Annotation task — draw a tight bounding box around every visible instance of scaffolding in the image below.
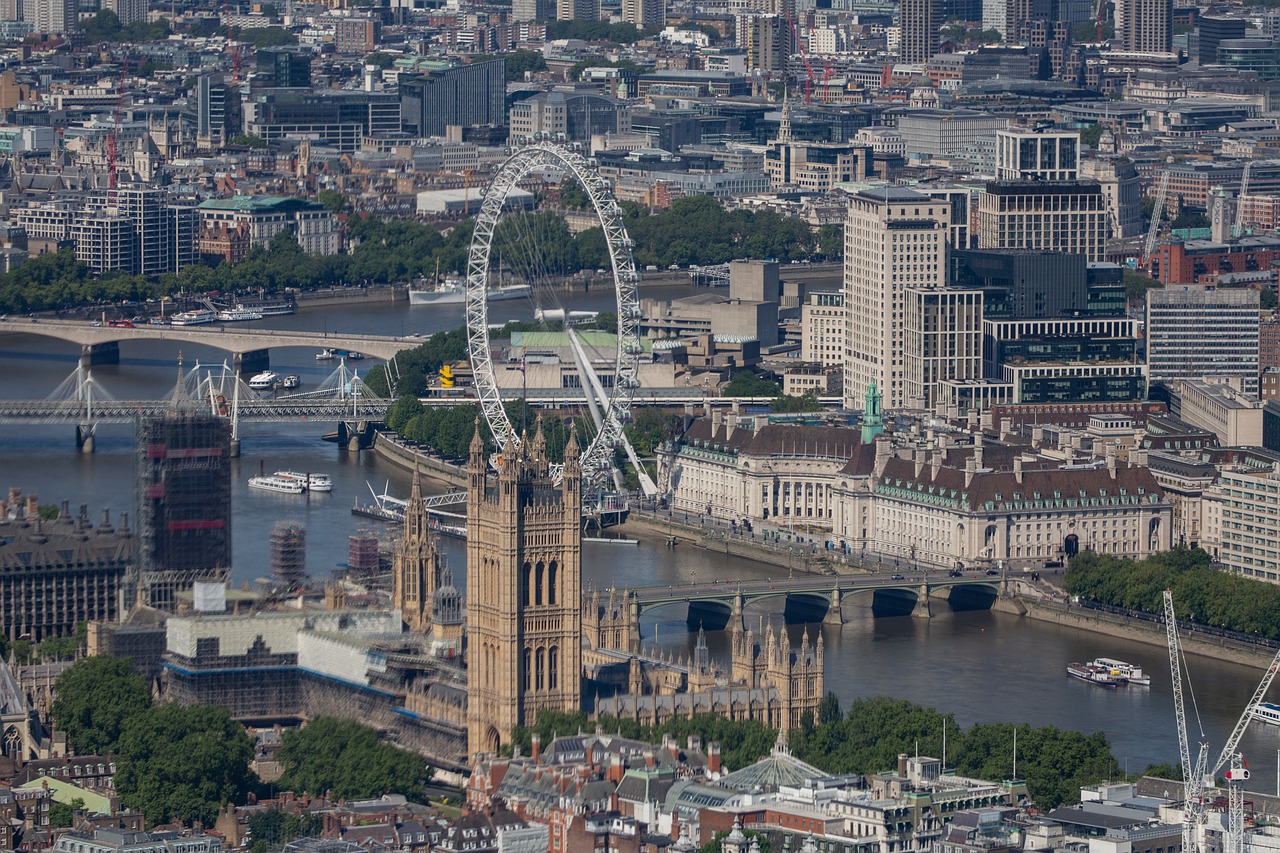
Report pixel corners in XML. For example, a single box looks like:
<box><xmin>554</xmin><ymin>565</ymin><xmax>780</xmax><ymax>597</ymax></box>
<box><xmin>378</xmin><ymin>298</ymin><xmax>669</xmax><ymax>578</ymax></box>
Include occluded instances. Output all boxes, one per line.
<box><xmin>347</xmin><ymin>533</ymin><xmax>380</xmax><ymax>575</ymax></box>
<box><xmin>270</xmin><ymin>522</ymin><xmax>306</xmax><ymax>588</ymax></box>
<box><xmin>135</xmin><ymin>412</ymin><xmax>232</xmax><ymax>610</ymax></box>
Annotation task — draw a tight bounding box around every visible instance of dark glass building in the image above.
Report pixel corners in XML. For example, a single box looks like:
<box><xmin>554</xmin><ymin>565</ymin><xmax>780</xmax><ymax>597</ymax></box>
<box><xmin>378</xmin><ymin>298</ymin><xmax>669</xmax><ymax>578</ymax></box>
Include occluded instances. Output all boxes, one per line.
<box><xmin>399</xmin><ymin>59</ymin><xmax>506</xmax><ymax>138</ymax></box>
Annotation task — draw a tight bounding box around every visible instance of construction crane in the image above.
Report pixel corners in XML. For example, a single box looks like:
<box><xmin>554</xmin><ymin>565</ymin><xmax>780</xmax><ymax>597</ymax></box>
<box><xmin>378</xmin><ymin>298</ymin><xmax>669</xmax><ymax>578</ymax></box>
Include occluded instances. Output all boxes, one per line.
<box><xmin>106</xmin><ymin>54</ymin><xmax>126</xmax><ymax>208</ymax></box>
<box><xmin>1093</xmin><ymin>0</ymin><xmax>1107</xmax><ymax>41</ymax></box>
<box><xmin>1143</xmin><ymin>167</ymin><xmax>1171</xmax><ymax>266</ymax></box>
<box><xmin>786</xmin><ymin>13</ymin><xmax>816</xmax><ymax>104</ymax></box>
<box><xmin>223</xmin><ymin>0</ymin><xmax>241</xmax><ymax>83</ymax></box>
<box><xmin>1165</xmin><ymin>589</ymin><xmax>1280</xmax><ymax>853</ymax></box>
<box><xmin>822</xmin><ymin>61</ymin><xmax>835</xmax><ymax>103</ymax></box>
<box><xmin>1232</xmin><ymin>160</ymin><xmax>1253</xmax><ymax>239</ymax></box>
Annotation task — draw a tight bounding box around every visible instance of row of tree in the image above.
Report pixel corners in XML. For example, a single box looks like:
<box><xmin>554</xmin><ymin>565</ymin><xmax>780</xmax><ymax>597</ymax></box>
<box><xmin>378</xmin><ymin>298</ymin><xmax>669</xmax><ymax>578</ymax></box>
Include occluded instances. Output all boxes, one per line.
<box><xmin>1065</xmin><ymin>546</ymin><xmax>1280</xmax><ymax>638</ymax></box>
<box><xmin>0</xmin><ymin>192</ymin><xmax>838</xmax><ymax>313</ymax></box>
<box><xmin>49</xmin><ymin>657</ymin><xmax>430</xmax><ymax>828</ymax></box>
<box><xmin>513</xmin><ymin>694</ymin><xmax>1126</xmax><ymax>810</ymax></box>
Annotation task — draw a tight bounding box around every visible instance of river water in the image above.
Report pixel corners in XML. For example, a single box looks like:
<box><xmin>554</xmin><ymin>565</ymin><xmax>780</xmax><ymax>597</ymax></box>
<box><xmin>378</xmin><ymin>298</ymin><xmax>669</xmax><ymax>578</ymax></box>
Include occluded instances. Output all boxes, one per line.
<box><xmin>1</xmin><ymin>290</ymin><xmax>1277</xmax><ymax>789</ymax></box>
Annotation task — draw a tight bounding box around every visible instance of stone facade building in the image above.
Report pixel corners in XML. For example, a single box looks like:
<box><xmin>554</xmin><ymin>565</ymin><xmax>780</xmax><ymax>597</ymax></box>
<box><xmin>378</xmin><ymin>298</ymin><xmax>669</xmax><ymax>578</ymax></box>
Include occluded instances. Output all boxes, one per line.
<box><xmin>466</xmin><ymin>420</ymin><xmax>584</xmax><ymax>756</ymax></box>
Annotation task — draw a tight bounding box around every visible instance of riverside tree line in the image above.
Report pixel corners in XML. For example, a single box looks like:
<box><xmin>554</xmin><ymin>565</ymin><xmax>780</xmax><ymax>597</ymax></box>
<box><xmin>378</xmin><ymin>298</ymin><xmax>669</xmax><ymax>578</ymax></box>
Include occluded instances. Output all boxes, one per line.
<box><xmin>0</xmin><ymin>194</ymin><xmax>842</xmax><ymax>314</ymax></box>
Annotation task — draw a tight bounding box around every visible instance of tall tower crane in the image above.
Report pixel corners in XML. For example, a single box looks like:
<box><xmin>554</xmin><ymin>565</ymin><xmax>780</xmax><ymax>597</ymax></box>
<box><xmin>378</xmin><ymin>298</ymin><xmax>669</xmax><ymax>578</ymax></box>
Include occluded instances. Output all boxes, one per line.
<box><xmin>1144</xmin><ymin>167</ymin><xmax>1171</xmax><ymax>266</ymax></box>
<box><xmin>786</xmin><ymin>13</ymin><xmax>815</xmax><ymax>104</ymax></box>
<box><xmin>106</xmin><ymin>54</ymin><xmax>127</xmax><ymax>208</ymax></box>
<box><xmin>1165</xmin><ymin>589</ymin><xmax>1280</xmax><ymax>853</ymax></box>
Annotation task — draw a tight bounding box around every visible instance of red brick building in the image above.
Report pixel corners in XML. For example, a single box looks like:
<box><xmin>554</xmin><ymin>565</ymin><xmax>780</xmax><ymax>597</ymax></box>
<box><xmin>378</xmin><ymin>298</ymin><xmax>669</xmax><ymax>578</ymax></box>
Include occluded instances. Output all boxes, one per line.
<box><xmin>1154</xmin><ymin>236</ymin><xmax>1280</xmax><ymax>285</ymax></box>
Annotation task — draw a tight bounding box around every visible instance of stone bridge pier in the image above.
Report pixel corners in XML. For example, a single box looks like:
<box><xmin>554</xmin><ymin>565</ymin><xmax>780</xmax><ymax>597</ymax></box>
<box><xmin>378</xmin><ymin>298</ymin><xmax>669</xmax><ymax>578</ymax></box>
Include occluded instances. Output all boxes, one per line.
<box><xmin>75</xmin><ymin>422</ymin><xmax>96</xmax><ymax>454</ymax></box>
<box><xmin>233</xmin><ymin>349</ymin><xmax>271</xmax><ymax>375</ymax></box>
<box><xmin>80</xmin><ymin>342</ymin><xmax>119</xmax><ymax>368</ymax></box>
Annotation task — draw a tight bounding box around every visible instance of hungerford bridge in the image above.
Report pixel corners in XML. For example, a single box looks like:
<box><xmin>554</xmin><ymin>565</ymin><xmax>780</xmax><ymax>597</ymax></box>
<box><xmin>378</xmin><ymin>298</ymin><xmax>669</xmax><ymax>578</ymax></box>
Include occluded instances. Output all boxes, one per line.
<box><xmin>0</xmin><ymin>360</ymin><xmax>390</xmax><ymax>454</ymax></box>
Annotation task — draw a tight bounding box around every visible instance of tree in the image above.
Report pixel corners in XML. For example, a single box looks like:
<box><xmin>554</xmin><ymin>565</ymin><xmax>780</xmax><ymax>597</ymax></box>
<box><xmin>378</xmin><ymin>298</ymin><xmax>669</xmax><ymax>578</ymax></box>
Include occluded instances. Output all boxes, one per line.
<box><xmin>248</xmin><ymin>810</ymin><xmax>324</xmax><ymax>849</ymax></box>
<box><xmin>1123</xmin><ymin>270</ymin><xmax>1162</xmax><ymax>304</ymax></box>
<box><xmin>473</xmin><ymin>49</ymin><xmax>547</xmax><ymax>82</ymax></box>
<box><xmin>36</xmin><ymin>621</ymin><xmax>88</xmax><ymax>662</ymax></box>
<box><xmin>364</xmin><ymin>51</ymin><xmax>395</xmax><ymax>69</ymax></box>
<box><xmin>1172</xmin><ymin>211</ymin><xmax>1210</xmax><ymax>230</ymax></box>
<box><xmin>315</xmin><ymin>190</ymin><xmax>349</xmax><ymax>214</ymax></box>
<box><xmin>276</xmin><ymin>717</ymin><xmax>432</xmax><ymax>801</ymax></box>
<box><xmin>1079</xmin><ymin>124</ymin><xmax>1104</xmax><ymax>148</ymax></box>
<box><xmin>770</xmin><ymin>389</ymin><xmax>822</xmax><ymax>413</ymax></box>
<box><xmin>816</xmin><ymin>224</ymin><xmax>844</xmax><ymax>259</ymax></box>
<box><xmin>724</xmin><ymin>371</ymin><xmax>780</xmax><ymax>397</ymax></box>
<box><xmin>230</xmin><ymin>133</ymin><xmax>267</xmax><ymax>149</ymax></box>
<box><xmin>234</xmin><ymin>26</ymin><xmax>297</xmax><ymax>47</ymax></box>
<box><xmin>115</xmin><ymin>704</ymin><xmax>256</xmax><ymax>827</ymax></box>
<box><xmin>51</xmin><ymin>656</ymin><xmax>152</xmax><ymax>756</ymax></box>
<box><xmin>48</xmin><ymin>797</ymin><xmax>84</xmax><ymax>828</ymax></box>
<box><xmin>818</xmin><ymin>691</ymin><xmax>841</xmax><ymax>724</ymax></box>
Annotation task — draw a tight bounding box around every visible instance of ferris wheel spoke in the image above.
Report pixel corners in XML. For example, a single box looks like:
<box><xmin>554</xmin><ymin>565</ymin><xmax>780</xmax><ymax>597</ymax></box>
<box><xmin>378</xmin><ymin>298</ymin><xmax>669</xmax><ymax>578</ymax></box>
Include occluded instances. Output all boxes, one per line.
<box><xmin>465</xmin><ymin>143</ymin><xmax>641</xmax><ymax>489</ymax></box>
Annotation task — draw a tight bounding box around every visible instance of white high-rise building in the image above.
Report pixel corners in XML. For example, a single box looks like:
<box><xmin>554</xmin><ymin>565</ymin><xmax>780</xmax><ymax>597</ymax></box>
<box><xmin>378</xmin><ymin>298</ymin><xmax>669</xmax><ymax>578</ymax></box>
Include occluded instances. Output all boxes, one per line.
<box><xmin>29</xmin><ymin>0</ymin><xmax>75</xmax><ymax>34</ymax></box>
<box><xmin>845</xmin><ymin>187</ymin><xmax>955</xmax><ymax>412</ymax></box>
<box><xmin>622</xmin><ymin>0</ymin><xmax>664</xmax><ymax>28</ymax></box>
<box><xmin>995</xmin><ymin>127</ymin><xmax>1080</xmax><ymax>182</ymax></box>
<box><xmin>104</xmin><ymin>0</ymin><xmax>144</xmax><ymax>25</ymax></box>
<box><xmin>1146</xmin><ymin>285</ymin><xmax>1259</xmax><ymax>397</ymax></box>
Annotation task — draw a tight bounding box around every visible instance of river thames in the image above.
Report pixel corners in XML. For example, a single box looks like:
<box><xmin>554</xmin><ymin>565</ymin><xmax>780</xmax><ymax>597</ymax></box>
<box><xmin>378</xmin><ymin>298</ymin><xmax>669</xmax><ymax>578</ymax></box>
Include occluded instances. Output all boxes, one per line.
<box><xmin>1</xmin><ymin>290</ymin><xmax>1278</xmax><ymax>789</ymax></box>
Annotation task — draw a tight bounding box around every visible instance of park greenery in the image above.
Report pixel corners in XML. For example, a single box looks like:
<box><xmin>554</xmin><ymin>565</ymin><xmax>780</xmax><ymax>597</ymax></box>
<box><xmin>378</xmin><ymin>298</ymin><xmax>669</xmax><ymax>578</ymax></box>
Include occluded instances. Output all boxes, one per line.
<box><xmin>48</xmin><ymin>797</ymin><xmax>85</xmax><ymax>829</ymax></box>
<box><xmin>51</xmin><ymin>656</ymin><xmax>152</xmax><ymax>756</ymax></box>
<box><xmin>473</xmin><ymin>49</ymin><xmax>547</xmax><ymax>82</ymax></box>
<box><xmin>513</xmin><ymin>695</ymin><xmax>1126</xmax><ymax>809</ymax></box>
<box><xmin>275</xmin><ymin>717</ymin><xmax>432</xmax><ymax>801</ymax></box>
<box><xmin>0</xmin><ymin>193</ymin><xmax>831</xmax><ymax>314</ymax></box>
<box><xmin>1066</xmin><ymin>546</ymin><xmax>1280</xmax><ymax>639</ymax></box>
<box><xmin>115</xmin><ymin>703</ymin><xmax>258</xmax><ymax>826</ymax></box>
<box><xmin>49</xmin><ymin>657</ymin><xmax>431</xmax><ymax>827</ymax></box>
<box><xmin>80</xmin><ymin>9</ymin><xmax>171</xmax><ymax>42</ymax></box>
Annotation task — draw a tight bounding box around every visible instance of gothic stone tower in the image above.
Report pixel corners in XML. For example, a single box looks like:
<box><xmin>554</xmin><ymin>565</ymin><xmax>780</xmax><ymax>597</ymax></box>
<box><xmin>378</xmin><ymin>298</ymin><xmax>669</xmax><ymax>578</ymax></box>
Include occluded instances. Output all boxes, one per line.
<box><xmin>466</xmin><ymin>419</ymin><xmax>583</xmax><ymax>756</ymax></box>
<box><xmin>392</xmin><ymin>466</ymin><xmax>442</xmax><ymax>633</ymax></box>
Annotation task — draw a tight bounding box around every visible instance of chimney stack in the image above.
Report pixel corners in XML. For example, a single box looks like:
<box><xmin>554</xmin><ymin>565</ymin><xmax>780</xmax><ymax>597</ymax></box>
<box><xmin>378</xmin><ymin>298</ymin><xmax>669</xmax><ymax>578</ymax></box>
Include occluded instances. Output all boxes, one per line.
<box><xmin>531</xmin><ymin>733</ymin><xmax>541</xmax><ymax>764</ymax></box>
<box><xmin>1014</xmin><ymin>455</ymin><xmax>1023</xmax><ymax>484</ymax></box>
<box><xmin>708</xmin><ymin>742</ymin><xmax>722</xmax><ymax>775</ymax></box>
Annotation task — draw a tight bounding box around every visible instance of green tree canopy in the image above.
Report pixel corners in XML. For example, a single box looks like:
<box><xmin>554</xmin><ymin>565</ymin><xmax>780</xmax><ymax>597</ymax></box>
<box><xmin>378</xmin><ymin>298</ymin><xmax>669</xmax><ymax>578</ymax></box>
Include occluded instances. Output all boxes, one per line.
<box><xmin>115</xmin><ymin>704</ymin><xmax>256</xmax><ymax>827</ymax></box>
<box><xmin>1079</xmin><ymin>124</ymin><xmax>1104</xmax><ymax>148</ymax></box>
<box><xmin>275</xmin><ymin>717</ymin><xmax>431</xmax><ymax>801</ymax></box>
<box><xmin>314</xmin><ymin>189</ymin><xmax>349</xmax><ymax>214</ymax></box>
<box><xmin>51</xmin><ymin>656</ymin><xmax>152</xmax><ymax>756</ymax></box>
<box><xmin>724</xmin><ymin>370</ymin><xmax>781</xmax><ymax>397</ymax></box>
<box><xmin>770</xmin><ymin>388</ymin><xmax>823</xmax><ymax>413</ymax></box>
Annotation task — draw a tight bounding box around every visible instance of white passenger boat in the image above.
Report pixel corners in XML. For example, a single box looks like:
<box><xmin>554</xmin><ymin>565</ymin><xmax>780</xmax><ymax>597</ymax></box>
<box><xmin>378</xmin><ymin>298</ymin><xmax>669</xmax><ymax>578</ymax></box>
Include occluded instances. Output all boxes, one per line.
<box><xmin>248</xmin><ymin>371</ymin><xmax>279</xmax><ymax>390</ymax></box>
<box><xmin>169</xmin><ymin>309</ymin><xmax>218</xmax><ymax>326</ymax></box>
<box><xmin>1090</xmin><ymin>657</ymin><xmax>1152</xmax><ymax>686</ymax></box>
<box><xmin>248</xmin><ymin>475</ymin><xmax>306</xmax><ymax>494</ymax></box>
<box><xmin>408</xmin><ymin>281</ymin><xmax>532</xmax><ymax>305</ymax></box>
<box><xmin>317</xmin><ymin>348</ymin><xmax>337</xmax><ymax>360</ymax></box>
<box><xmin>275</xmin><ymin>471</ymin><xmax>332</xmax><ymax>492</ymax></box>
<box><xmin>1251</xmin><ymin>702</ymin><xmax>1280</xmax><ymax>726</ymax></box>
<box><xmin>217</xmin><ymin>306</ymin><xmax>264</xmax><ymax>322</ymax></box>
<box><xmin>281</xmin><ymin>375</ymin><xmax>300</xmax><ymax>389</ymax></box>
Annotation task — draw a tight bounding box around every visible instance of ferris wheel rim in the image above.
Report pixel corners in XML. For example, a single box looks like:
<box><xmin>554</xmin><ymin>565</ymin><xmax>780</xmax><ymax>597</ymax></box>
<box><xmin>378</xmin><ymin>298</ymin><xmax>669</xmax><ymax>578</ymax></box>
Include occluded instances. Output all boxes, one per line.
<box><xmin>464</xmin><ymin>142</ymin><xmax>642</xmax><ymax>485</ymax></box>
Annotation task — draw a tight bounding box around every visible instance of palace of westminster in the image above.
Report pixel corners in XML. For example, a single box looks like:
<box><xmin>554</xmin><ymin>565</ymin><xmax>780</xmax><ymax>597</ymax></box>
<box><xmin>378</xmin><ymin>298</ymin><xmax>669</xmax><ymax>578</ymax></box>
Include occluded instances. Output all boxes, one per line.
<box><xmin>147</xmin><ymin>417</ymin><xmax>824</xmax><ymax>771</ymax></box>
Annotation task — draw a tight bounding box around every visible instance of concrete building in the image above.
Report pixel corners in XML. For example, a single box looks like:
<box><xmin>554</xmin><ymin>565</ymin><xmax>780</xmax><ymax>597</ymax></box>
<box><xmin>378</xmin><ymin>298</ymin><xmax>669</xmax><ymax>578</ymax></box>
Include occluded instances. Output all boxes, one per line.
<box><xmin>1146</xmin><ymin>285</ymin><xmax>1260</xmax><ymax>397</ymax></box>
<box><xmin>399</xmin><ymin>60</ymin><xmax>506</xmax><ymax>138</ymax></box>
<box><xmin>508</xmin><ymin>92</ymin><xmax>628</xmax><ymax>145</ymax></box>
<box><xmin>512</xmin><ymin>0</ymin><xmax>554</xmax><ymax>20</ymax></box>
<box><xmin>197</xmin><ymin>196</ymin><xmax>339</xmax><ymax>256</ymax></box>
<box><xmin>1119</xmin><ymin>0</ymin><xmax>1172</xmax><ymax>53</ymax></box>
<box><xmin>0</xmin><ymin>497</ymin><xmax>129</xmax><ymax>642</ymax></box>
<box><xmin>557</xmin><ymin>0</ymin><xmax>598</xmax><ymax>20</ymax></box>
<box><xmin>622</xmin><ymin>0</ymin><xmax>664</xmax><ymax>28</ymax></box>
<box><xmin>736</xmin><ymin>14</ymin><xmax>792</xmax><ymax>72</ymax></box>
<box><xmin>334</xmin><ymin>17</ymin><xmax>379</xmax><ymax>54</ymax></box>
<box><xmin>1204</xmin><ymin>464</ymin><xmax>1280</xmax><ymax>582</ymax></box>
<box><xmin>899</xmin><ymin>0</ymin><xmax>940</xmax><ymax>62</ymax></box>
<box><xmin>765</xmin><ymin>132</ymin><xmax>875</xmax><ymax>192</ymax></box>
<box><xmin>1079</xmin><ymin>158</ymin><xmax>1143</xmax><ymax>239</ymax></box>
<box><xmin>905</xmin><ymin>288</ymin><xmax>984</xmax><ymax>411</ymax></box>
<box><xmin>28</xmin><ymin>0</ymin><xmax>75</xmax><ymax>35</ymax></box>
<box><xmin>102</xmin><ymin>0</ymin><xmax>143</xmax><ymax>26</ymax></box>
<box><xmin>832</xmin><ymin>438</ymin><xmax>1173</xmax><ymax>569</ymax></box>
<box><xmin>995</xmin><ymin>127</ymin><xmax>1079</xmax><ymax>182</ymax></box>
<box><xmin>844</xmin><ymin>187</ymin><xmax>955</xmax><ymax>412</ymax></box>
<box><xmin>53</xmin><ymin>830</ymin><xmax>221</xmax><ymax>853</ymax></box>
<box><xmin>976</xmin><ymin>181</ymin><xmax>1110</xmax><ymax>262</ymax></box>
<box><xmin>801</xmin><ymin>291</ymin><xmax>847</xmax><ymax>367</ymax></box>
<box><xmin>896</xmin><ymin>111</ymin><xmax>1008</xmax><ymax>159</ymax></box>
<box><xmin>1172</xmin><ymin>380</ymin><xmax>1263</xmax><ymax>446</ymax></box>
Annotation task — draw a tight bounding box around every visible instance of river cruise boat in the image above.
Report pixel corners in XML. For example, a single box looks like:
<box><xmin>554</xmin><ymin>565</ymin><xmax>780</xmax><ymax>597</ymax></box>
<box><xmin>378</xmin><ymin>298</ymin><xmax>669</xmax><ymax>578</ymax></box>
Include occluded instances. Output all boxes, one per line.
<box><xmin>1067</xmin><ymin>662</ymin><xmax>1122</xmax><ymax>686</ymax></box>
<box><xmin>248</xmin><ymin>474</ymin><xmax>306</xmax><ymax>494</ymax></box>
<box><xmin>408</xmin><ymin>280</ymin><xmax>532</xmax><ymax>305</ymax></box>
<box><xmin>275</xmin><ymin>471</ymin><xmax>332</xmax><ymax>492</ymax></box>
<box><xmin>1090</xmin><ymin>657</ymin><xmax>1151</xmax><ymax>686</ymax></box>
<box><xmin>281</xmin><ymin>375</ymin><xmax>300</xmax><ymax>389</ymax></box>
<box><xmin>248</xmin><ymin>371</ymin><xmax>279</xmax><ymax>390</ymax></box>
<box><xmin>169</xmin><ymin>309</ymin><xmax>217</xmax><ymax>326</ymax></box>
<box><xmin>1250</xmin><ymin>702</ymin><xmax>1280</xmax><ymax>726</ymax></box>
<box><xmin>346</xmin><ymin>351</ymin><xmax>365</xmax><ymax>360</ymax></box>
<box><xmin>217</xmin><ymin>306</ymin><xmax>264</xmax><ymax>322</ymax></box>
<box><xmin>316</xmin><ymin>348</ymin><xmax>337</xmax><ymax>360</ymax></box>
